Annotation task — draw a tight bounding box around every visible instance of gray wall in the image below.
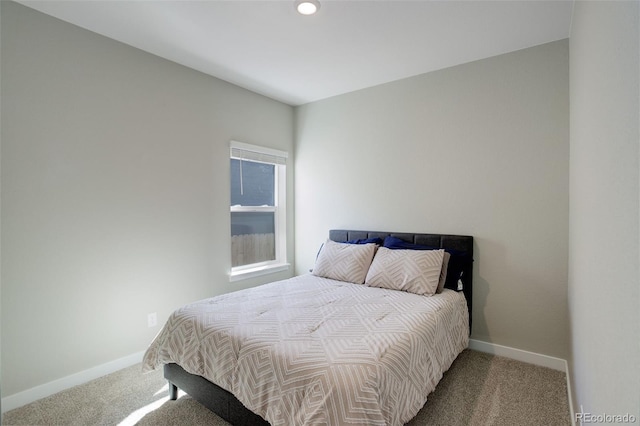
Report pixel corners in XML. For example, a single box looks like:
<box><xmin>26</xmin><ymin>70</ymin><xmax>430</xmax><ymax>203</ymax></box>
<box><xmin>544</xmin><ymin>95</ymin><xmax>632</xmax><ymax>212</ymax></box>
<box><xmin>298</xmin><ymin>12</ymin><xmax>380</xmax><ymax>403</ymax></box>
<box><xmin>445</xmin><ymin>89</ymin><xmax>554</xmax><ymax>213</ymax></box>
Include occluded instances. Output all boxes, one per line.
<box><xmin>0</xmin><ymin>0</ymin><xmax>3</xmax><ymax>418</ymax></box>
<box><xmin>295</xmin><ymin>40</ymin><xmax>570</xmax><ymax>359</ymax></box>
<box><xmin>1</xmin><ymin>1</ymin><xmax>294</xmax><ymax>397</ymax></box>
<box><xmin>569</xmin><ymin>1</ymin><xmax>639</xmax><ymax>419</ymax></box>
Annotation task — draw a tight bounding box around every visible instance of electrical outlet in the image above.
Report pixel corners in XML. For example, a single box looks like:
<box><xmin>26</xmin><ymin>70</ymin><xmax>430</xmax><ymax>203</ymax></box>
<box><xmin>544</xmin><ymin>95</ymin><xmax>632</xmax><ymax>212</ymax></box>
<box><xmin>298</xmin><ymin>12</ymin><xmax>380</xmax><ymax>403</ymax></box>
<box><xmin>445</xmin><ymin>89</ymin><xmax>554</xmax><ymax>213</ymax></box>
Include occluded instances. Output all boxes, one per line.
<box><xmin>147</xmin><ymin>312</ymin><xmax>157</xmax><ymax>328</ymax></box>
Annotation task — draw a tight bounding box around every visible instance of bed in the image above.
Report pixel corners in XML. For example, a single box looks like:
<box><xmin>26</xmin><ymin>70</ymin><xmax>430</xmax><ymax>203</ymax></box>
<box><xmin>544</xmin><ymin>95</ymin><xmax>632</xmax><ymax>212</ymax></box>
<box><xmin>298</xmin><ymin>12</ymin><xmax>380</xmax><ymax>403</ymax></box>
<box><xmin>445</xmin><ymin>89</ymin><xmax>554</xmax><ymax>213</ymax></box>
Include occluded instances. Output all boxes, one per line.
<box><xmin>142</xmin><ymin>230</ymin><xmax>473</xmax><ymax>425</ymax></box>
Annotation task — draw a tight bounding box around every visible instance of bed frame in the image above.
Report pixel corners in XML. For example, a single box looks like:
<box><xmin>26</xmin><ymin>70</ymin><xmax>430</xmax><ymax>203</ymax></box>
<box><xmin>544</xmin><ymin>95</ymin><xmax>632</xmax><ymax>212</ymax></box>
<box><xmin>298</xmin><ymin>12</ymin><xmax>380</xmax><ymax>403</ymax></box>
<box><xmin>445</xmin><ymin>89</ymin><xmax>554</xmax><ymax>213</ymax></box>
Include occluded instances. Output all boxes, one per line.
<box><xmin>164</xmin><ymin>230</ymin><xmax>474</xmax><ymax>425</ymax></box>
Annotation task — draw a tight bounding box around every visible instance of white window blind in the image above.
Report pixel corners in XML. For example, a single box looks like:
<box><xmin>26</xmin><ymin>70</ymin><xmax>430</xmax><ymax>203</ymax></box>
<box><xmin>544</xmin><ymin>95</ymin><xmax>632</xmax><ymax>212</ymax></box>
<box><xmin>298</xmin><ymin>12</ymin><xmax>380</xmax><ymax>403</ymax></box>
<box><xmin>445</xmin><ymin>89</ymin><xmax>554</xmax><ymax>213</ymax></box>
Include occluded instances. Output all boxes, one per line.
<box><xmin>230</xmin><ymin>141</ymin><xmax>287</xmax><ymax>165</ymax></box>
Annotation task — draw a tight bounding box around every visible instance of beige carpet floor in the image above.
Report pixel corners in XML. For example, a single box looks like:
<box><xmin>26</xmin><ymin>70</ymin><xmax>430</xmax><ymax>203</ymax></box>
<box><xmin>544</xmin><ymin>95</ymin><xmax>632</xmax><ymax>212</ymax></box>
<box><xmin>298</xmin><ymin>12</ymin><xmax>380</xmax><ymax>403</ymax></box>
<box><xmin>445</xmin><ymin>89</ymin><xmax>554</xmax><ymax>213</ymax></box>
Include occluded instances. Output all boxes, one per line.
<box><xmin>2</xmin><ymin>349</ymin><xmax>571</xmax><ymax>426</ymax></box>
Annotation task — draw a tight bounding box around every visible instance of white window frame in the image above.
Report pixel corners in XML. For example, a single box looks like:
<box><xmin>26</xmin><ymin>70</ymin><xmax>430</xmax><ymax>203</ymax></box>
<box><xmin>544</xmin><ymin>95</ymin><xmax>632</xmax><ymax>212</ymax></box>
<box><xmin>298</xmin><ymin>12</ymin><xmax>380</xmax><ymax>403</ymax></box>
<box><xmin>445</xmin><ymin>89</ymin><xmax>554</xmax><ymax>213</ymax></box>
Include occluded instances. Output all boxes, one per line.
<box><xmin>229</xmin><ymin>141</ymin><xmax>289</xmax><ymax>281</ymax></box>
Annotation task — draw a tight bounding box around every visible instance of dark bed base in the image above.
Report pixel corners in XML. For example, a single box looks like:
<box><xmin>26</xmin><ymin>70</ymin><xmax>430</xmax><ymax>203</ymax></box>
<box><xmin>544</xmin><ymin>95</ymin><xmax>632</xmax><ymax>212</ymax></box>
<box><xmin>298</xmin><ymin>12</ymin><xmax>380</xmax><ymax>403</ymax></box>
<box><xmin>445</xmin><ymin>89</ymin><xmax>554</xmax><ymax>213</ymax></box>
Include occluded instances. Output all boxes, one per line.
<box><xmin>165</xmin><ymin>363</ymin><xmax>269</xmax><ymax>425</ymax></box>
<box><xmin>165</xmin><ymin>230</ymin><xmax>474</xmax><ymax>425</ymax></box>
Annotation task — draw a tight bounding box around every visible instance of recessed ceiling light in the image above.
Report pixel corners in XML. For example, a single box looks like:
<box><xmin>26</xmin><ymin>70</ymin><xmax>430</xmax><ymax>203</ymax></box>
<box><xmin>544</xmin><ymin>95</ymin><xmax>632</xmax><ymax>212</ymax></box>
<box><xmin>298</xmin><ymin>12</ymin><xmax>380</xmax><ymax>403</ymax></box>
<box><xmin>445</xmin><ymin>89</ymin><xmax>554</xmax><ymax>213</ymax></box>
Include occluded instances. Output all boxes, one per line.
<box><xmin>295</xmin><ymin>0</ymin><xmax>320</xmax><ymax>15</ymax></box>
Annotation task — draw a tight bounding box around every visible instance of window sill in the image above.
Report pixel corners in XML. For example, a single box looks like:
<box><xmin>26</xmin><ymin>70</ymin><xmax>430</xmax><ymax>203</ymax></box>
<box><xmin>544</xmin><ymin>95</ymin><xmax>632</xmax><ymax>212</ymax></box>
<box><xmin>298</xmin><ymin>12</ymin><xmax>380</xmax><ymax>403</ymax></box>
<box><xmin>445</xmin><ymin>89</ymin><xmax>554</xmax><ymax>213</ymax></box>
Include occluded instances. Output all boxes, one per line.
<box><xmin>229</xmin><ymin>263</ymin><xmax>290</xmax><ymax>282</ymax></box>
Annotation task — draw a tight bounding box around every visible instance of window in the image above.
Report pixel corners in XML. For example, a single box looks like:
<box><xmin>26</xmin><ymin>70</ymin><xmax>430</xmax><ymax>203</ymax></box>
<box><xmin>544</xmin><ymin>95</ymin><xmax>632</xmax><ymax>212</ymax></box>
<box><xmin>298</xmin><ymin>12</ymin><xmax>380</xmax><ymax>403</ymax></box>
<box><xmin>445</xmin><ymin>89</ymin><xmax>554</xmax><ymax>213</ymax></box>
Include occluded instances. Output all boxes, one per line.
<box><xmin>229</xmin><ymin>141</ymin><xmax>288</xmax><ymax>281</ymax></box>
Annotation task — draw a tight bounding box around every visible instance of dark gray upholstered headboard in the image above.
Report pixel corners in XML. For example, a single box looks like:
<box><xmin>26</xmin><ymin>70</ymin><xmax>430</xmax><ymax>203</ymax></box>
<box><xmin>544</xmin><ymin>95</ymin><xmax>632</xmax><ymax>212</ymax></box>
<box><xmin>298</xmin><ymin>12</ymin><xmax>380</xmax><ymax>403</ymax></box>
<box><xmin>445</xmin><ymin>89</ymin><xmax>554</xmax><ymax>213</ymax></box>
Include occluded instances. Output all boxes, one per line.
<box><xmin>329</xmin><ymin>229</ymin><xmax>473</xmax><ymax>331</ymax></box>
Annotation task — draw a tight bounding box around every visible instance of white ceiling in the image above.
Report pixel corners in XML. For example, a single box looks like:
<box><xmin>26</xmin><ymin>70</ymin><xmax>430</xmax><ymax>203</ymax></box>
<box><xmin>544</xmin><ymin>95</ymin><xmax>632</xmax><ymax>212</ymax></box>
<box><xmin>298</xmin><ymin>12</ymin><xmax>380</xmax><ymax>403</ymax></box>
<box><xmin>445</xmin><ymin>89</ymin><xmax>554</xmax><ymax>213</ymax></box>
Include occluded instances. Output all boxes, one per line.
<box><xmin>19</xmin><ymin>0</ymin><xmax>574</xmax><ymax>106</ymax></box>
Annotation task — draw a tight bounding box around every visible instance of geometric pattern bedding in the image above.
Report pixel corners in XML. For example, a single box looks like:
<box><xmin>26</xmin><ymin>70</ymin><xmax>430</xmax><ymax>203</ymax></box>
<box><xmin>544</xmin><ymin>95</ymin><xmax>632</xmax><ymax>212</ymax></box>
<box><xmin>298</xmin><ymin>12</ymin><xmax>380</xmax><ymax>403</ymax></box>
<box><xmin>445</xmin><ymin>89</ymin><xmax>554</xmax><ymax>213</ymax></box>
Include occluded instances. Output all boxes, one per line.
<box><xmin>142</xmin><ymin>274</ymin><xmax>469</xmax><ymax>425</ymax></box>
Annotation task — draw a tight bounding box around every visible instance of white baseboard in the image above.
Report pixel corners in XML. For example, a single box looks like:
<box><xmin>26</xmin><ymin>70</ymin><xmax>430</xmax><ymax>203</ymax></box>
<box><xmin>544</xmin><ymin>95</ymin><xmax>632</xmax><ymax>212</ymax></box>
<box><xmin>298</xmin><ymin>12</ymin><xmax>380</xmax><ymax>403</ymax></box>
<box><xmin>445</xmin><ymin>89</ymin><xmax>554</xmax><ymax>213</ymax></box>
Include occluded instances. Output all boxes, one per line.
<box><xmin>1</xmin><ymin>351</ymin><xmax>145</xmax><ymax>413</ymax></box>
<box><xmin>565</xmin><ymin>362</ymin><xmax>576</xmax><ymax>426</ymax></box>
<box><xmin>469</xmin><ymin>338</ymin><xmax>566</xmax><ymax>371</ymax></box>
<box><xmin>468</xmin><ymin>339</ymin><xmax>575</xmax><ymax>425</ymax></box>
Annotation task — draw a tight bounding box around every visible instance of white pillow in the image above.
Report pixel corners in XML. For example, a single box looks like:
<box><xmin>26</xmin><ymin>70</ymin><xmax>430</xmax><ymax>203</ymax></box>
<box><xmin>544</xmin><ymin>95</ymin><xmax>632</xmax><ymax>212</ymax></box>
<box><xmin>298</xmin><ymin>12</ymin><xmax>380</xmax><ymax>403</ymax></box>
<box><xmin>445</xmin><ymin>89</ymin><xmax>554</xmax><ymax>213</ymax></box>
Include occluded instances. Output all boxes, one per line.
<box><xmin>312</xmin><ymin>240</ymin><xmax>377</xmax><ymax>284</ymax></box>
<box><xmin>365</xmin><ymin>247</ymin><xmax>444</xmax><ymax>295</ymax></box>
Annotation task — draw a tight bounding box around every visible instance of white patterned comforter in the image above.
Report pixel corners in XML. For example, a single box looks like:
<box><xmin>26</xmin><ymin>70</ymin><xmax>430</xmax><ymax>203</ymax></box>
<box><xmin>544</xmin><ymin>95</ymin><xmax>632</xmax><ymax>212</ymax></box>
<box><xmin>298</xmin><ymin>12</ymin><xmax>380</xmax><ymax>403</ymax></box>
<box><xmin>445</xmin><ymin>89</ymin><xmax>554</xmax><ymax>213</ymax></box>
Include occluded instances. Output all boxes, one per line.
<box><xmin>142</xmin><ymin>274</ymin><xmax>469</xmax><ymax>425</ymax></box>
